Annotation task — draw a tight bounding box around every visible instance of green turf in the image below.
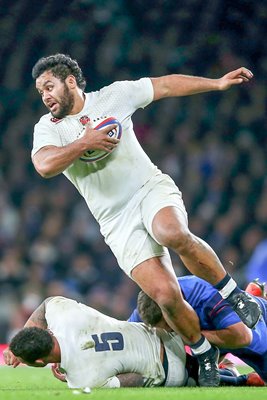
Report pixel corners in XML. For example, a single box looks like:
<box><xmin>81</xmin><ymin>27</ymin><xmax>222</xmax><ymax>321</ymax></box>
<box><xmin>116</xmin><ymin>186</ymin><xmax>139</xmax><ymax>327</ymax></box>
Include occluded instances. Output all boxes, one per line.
<box><xmin>0</xmin><ymin>366</ymin><xmax>266</xmax><ymax>400</ymax></box>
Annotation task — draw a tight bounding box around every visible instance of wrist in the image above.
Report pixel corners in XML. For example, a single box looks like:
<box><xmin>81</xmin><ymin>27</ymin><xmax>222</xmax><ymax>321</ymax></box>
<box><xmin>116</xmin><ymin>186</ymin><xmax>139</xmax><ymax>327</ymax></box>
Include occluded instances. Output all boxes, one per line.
<box><xmin>215</xmin><ymin>78</ymin><xmax>227</xmax><ymax>91</ymax></box>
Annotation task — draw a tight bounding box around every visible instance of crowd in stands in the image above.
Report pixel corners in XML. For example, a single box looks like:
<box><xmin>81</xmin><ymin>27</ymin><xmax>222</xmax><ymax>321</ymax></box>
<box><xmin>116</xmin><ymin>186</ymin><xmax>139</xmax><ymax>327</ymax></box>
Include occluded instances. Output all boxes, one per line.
<box><xmin>0</xmin><ymin>0</ymin><xmax>267</xmax><ymax>342</ymax></box>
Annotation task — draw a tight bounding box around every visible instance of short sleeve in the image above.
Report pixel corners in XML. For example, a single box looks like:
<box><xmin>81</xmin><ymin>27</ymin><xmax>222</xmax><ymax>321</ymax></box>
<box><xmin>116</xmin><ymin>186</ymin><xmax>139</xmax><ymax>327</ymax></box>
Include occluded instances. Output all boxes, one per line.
<box><xmin>125</xmin><ymin>77</ymin><xmax>154</xmax><ymax>110</ymax></box>
<box><xmin>31</xmin><ymin>115</ymin><xmax>62</xmax><ymax>157</ymax></box>
<box><xmin>103</xmin><ymin>78</ymin><xmax>154</xmax><ymax>116</ymax></box>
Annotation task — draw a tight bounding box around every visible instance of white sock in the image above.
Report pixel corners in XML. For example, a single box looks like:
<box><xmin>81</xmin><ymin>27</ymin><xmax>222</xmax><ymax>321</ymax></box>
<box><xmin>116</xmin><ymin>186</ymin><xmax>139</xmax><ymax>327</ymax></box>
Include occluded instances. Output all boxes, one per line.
<box><xmin>191</xmin><ymin>337</ymin><xmax>211</xmax><ymax>356</ymax></box>
<box><xmin>219</xmin><ymin>278</ymin><xmax>237</xmax><ymax>299</ymax></box>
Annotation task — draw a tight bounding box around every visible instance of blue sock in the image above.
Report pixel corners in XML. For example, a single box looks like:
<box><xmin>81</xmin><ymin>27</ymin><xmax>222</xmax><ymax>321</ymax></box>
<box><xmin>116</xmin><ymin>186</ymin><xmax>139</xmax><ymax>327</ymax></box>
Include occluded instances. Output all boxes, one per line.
<box><xmin>219</xmin><ymin>370</ymin><xmax>247</xmax><ymax>386</ymax></box>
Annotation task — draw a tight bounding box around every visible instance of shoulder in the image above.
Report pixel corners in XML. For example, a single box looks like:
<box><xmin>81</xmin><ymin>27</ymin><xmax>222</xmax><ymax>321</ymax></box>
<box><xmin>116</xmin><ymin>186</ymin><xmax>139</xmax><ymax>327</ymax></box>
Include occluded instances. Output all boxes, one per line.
<box><xmin>45</xmin><ymin>297</ymin><xmax>82</xmax><ymax>322</ymax></box>
<box><xmin>46</xmin><ymin>296</ymin><xmax>74</xmax><ymax>309</ymax></box>
<box><xmin>37</xmin><ymin>112</ymin><xmax>51</xmax><ymax>123</ymax></box>
<box><xmin>99</xmin><ymin>78</ymin><xmax>152</xmax><ymax>94</ymax></box>
<box><xmin>34</xmin><ymin>113</ymin><xmax>59</xmax><ymax>130</ymax></box>
<box><xmin>98</xmin><ymin>78</ymin><xmax>153</xmax><ymax>109</ymax></box>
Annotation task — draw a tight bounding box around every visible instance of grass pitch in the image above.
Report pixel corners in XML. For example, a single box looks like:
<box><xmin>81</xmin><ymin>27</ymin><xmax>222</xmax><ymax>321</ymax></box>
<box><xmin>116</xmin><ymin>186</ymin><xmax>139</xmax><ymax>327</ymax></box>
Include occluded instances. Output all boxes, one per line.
<box><xmin>0</xmin><ymin>366</ymin><xmax>266</xmax><ymax>400</ymax></box>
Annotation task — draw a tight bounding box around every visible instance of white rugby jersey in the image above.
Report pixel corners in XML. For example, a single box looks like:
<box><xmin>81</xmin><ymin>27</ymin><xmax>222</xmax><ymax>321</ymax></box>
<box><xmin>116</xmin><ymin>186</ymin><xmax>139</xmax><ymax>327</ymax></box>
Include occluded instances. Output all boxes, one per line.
<box><xmin>32</xmin><ymin>78</ymin><xmax>160</xmax><ymax>224</ymax></box>
<box><xmin>46</xmin><ymin>297</ymin><xmax>187</xmax><ymax>389</ymax></box>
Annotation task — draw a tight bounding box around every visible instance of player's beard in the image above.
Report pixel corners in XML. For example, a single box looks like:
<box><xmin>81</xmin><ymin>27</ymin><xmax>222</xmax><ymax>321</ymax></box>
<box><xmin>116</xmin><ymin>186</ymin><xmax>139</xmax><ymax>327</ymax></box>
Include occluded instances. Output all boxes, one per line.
<box><xmin>51</xmin><ymin>83</ymin><xmax>75</xmax><ymax>119</ymax></box>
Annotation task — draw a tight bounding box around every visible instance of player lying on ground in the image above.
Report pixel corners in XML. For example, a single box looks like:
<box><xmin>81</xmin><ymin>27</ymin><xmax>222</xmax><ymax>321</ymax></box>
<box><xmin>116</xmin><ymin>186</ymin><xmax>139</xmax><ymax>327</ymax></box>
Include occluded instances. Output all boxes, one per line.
<box><xmin>3</xmin><ymin>295</ymin><xmax>258</xmax><ymax>389</ymax></box>
<box><xmin>52</xmin><ymin>280</ymin><xmax>267</xmax><ymax>387</ymax></box>
<box><xmin>3</xmin><ymin>296</ymin><xmax>193</xmax><ymax>389</ymax></box>
<box><xmin>129</xmin><ymin>275</ymin><xmax>267</xmax><ymax>384</ymax></box>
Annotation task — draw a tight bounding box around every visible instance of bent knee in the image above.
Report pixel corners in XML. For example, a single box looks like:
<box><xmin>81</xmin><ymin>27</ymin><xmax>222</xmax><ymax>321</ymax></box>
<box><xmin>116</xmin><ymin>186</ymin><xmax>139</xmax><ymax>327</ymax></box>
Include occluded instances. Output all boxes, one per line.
<box><xmin>155</xmin><ymin>224</ymin><xmax>193</xmax><ymax>252</ymax></box>
<box><xmin>148</xmin><ymin>283</ymin><xmax>186</xmax><ymax>314</ymax></box>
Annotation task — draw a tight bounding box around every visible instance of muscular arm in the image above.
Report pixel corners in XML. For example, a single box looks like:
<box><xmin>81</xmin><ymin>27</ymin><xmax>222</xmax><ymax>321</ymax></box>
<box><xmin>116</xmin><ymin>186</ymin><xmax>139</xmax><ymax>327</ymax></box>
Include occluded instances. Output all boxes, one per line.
<box><xmin>32</xmin><ymin>143</ymin><xmax>88</xmax><ymax>178</ymax></box>
<box><xmin>151</xmin><ymin>67</ymin><xmax>253</xmax><ymax>100</ymax></box>
<box><xmin>32</xmin><ymin>124</ymin><xmax>118</xmax><ymax>178</ymax></box>
<box><xmin>202</xmin><ymin>322</ymin><xmax>252</xmax><ymax>349</ymax></box>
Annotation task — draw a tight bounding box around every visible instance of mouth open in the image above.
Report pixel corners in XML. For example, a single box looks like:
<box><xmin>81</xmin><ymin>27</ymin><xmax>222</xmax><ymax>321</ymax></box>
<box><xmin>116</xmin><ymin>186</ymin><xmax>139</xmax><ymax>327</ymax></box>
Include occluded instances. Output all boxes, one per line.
<box><xmin>49</xmin><ymin>102</ymin><xmax>58</xmax><ymax>113</ymax></box>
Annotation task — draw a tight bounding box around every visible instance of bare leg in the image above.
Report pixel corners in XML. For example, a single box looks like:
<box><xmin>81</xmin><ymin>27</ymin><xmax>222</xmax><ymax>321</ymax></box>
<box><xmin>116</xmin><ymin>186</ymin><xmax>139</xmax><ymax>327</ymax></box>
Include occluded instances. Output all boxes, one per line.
<box><xmin>131</xmin><ymin>255</ymin><xmax>202</xmax><ymax>344</ymax></box>
<box><xmin>152</xmin><ymin>206</ymin><xmax>227</xmax><ymax>285</ymax></box>
<box><xmin>152</xmin><ymin>206</ymin><xmax>262</xmax><ymax>329</ymax></box>
<box><xmin>131</xmin><ymin>254</ymin><xmax>220</xmax><ymax>386</ymax></box>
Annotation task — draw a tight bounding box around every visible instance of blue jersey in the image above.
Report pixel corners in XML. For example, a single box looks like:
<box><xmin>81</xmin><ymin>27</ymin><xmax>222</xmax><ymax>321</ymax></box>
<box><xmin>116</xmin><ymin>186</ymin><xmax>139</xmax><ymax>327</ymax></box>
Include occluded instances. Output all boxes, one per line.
<box><xmin>128</xmin><ymin>275</ymin><xmax>267</xmax><ymax>382</ymax></box>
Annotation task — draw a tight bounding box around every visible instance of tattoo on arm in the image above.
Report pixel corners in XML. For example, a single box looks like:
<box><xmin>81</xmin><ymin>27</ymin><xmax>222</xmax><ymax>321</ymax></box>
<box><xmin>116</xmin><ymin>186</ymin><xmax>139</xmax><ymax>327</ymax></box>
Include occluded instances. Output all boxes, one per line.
<box><xmin>24</xmin><ymin>297</ymin><xmax>54</xmax><ymax>329</ymax></box>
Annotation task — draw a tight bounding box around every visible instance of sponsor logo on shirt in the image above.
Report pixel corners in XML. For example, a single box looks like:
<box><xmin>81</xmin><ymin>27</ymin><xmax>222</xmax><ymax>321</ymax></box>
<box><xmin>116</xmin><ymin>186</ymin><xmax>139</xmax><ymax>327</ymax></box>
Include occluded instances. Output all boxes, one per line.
<box><xmin>50</xmin><ymin>117</ymin><xmax>63</xmax><ymax>124</ymax></box>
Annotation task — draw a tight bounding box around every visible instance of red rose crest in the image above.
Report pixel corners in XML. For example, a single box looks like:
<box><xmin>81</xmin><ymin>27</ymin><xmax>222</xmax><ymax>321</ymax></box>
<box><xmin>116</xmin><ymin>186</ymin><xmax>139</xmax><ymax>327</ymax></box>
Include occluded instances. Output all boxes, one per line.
<box><xmin>79</xmin><ymin>115</ymin><xmax>90</xmax><ymax>125</ymax></box>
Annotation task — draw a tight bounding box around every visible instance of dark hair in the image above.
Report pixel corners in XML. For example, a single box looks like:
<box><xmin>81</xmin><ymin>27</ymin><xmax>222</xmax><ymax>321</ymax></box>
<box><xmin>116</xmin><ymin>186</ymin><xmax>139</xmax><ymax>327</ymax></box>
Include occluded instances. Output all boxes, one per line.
<box><xmin>137</xmin><ymin>290</ymin><xmax>163</xmax><ymax>326</ymax></box>
<box><xmin>9</xmin><ymin>327</ymin><xmax>53</xmax><ymax>363</ymax></box>
<box><xmin>32</xmin><ymin>53</ymin><xmax>86</xmax><ymax>90</ymax></box>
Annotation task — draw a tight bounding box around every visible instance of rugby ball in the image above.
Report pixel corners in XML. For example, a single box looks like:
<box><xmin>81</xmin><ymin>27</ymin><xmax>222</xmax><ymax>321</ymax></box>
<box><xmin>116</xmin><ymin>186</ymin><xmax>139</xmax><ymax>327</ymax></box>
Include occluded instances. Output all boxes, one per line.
<box><xmin>80</xmin><ymin>116</ymin><xmax>122</xmax><ymax>162</ymax></box>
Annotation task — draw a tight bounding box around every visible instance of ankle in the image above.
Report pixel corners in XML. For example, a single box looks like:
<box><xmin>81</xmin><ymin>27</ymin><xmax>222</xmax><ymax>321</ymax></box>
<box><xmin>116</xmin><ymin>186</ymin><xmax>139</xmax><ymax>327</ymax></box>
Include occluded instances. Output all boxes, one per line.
<box><xmin>214</xmin><ymin>274</ymin><xmax>237</xmax><ymax>299</ymax></box>
<box><xmin>190</xmin><ymin>336</ymin><xmax>211</xmax><ymax>356</ymax></box>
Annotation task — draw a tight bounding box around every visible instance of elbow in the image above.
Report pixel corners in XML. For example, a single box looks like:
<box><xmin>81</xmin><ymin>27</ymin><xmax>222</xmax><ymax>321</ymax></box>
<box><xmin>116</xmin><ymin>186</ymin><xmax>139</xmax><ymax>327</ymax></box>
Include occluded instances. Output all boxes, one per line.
<box><xmin>238</xmin><ymin>329</ymin><xmax>252</xmax><ymax>347</ymax></box>
<box><xmin>32</xmin><ymin>150</ymin><xmax>59</xmax><ymax>179</ymax></box>
<box><xmin>37</xmin><ymin>170</ymin><xmax>51</xmax><ymax>179</ymax></box>
<box><xmin>34</xmin><ymin>160</ymin><xmax>56</xmax><ymax>179</ymax></box>
<box><xmin>38</xmin><ymin>170</ymin><xmax>54</xmax><ymax>179</ymax></box>
<box><xmin>231</xmin><ymin>323</ymin><xmax>253</xmax><ymax>347</ymax></box>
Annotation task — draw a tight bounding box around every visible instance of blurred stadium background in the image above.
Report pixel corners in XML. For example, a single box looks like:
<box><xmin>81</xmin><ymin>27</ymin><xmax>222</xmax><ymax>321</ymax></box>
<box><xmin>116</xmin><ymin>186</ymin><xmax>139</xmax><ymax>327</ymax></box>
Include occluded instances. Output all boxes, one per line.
<box><xmin>1</xmin><ymin>0</ymin><xmax>267</xmax><ymax>344</ymax></box>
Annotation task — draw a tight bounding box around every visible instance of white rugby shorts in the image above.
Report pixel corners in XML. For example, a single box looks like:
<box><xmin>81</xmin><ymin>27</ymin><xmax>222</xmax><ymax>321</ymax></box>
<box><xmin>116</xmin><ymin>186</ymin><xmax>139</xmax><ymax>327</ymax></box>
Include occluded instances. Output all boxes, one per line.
<box><xmin>100</xmin><ymin>173</ymin><xmax>188</xmax><ymax>276</ymax></box>
<box><xmin>159</xmin><ymin>330</ymin><xmax>188</xmax><ymax>387</ymax></box>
